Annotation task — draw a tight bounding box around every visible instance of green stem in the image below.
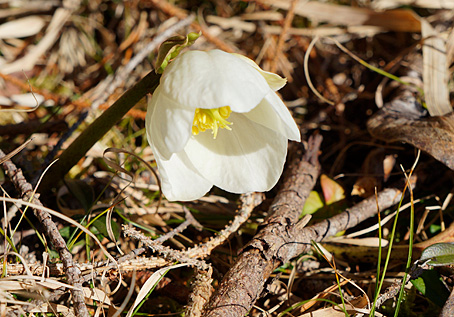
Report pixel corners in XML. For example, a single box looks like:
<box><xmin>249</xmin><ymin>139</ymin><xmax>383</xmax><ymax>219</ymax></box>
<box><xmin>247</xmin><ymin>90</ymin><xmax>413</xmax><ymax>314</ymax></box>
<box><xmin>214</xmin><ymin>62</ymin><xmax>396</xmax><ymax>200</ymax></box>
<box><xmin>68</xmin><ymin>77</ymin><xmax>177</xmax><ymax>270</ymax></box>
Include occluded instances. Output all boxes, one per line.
<box><xmin>39</xmin><ymin>71</ymin><xmax>161</xmax><ymax>192</ymax></box>
<box><xmin>395</xmin><ymin>187</ymin><xmax>415</xmax><ymax>316</ymax></box>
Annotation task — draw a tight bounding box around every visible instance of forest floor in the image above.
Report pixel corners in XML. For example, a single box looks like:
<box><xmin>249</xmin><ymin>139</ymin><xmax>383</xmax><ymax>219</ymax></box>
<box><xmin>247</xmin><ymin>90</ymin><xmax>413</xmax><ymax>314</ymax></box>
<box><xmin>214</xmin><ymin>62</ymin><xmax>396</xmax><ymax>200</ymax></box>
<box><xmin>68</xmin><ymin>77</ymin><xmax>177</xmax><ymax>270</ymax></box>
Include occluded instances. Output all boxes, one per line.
<box><xmin>1</xmin><ymin>0</ymin><xmax>454</xmax><ymax>316</ymax></box>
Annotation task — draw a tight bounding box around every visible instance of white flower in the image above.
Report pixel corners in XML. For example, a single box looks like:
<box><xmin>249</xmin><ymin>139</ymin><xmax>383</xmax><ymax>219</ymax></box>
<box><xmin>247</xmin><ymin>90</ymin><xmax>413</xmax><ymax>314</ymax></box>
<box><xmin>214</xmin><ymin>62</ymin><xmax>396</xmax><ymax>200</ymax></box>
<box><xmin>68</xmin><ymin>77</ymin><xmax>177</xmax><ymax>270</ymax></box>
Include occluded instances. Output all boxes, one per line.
<box><xmin>146</xmin><ymin>49</ymin><xmax>301</xmax><ymax>201</ymax></box>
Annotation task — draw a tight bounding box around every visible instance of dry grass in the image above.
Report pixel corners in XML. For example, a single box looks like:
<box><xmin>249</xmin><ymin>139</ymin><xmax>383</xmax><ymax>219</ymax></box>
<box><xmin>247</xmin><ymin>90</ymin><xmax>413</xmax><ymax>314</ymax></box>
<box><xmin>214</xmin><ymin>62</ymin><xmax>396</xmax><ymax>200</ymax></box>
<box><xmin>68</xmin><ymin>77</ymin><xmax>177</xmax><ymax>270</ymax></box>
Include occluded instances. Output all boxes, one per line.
<box><xmin>0</xmin><ymin>0</ymin><xmax>453</xmax><ymax>316</ymax></box>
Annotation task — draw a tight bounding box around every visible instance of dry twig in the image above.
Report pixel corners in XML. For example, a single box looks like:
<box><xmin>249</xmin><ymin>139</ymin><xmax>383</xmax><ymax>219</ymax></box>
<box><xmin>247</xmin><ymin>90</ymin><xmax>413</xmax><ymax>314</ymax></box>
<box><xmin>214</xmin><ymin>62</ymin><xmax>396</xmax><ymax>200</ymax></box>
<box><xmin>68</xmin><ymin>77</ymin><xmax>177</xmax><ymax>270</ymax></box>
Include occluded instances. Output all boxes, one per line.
<box><xmin>184</xmin><ymin>192</ymin><xmax>264</xmax><ymax>259</ymax></box>
<box><xmin>123</xmin><ymin>225</ymin><xmax>211</xmax><ymax>270</ymax></box>
<box><xmin>143</xmin><ymin>0</ymin><xmax>236</xmax><ymax>53</ymax></box>
<box><xmin>204</xmin><ymin>135</ymin><xmax>410</xmax><ymax>317</ymax></box>
<box><xmin>0</xmin><ymin>149</ymin><xmax>89</xmax><ymax>317</ymax></box>
<box><xmin>270</xmin><ymin>0</ymin><xmax>297</xmax><ymax>73</ymax></box>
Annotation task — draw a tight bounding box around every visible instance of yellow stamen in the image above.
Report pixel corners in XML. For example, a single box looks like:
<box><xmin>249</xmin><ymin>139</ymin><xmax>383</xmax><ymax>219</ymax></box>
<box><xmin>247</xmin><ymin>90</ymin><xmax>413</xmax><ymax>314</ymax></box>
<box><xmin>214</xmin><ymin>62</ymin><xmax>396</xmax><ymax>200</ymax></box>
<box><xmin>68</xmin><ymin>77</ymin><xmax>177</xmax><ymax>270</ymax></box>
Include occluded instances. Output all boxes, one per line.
<box><xmin>192</xmin><ymin>106</ymin><xmax>232</xmax><ymax>139</ymax></box>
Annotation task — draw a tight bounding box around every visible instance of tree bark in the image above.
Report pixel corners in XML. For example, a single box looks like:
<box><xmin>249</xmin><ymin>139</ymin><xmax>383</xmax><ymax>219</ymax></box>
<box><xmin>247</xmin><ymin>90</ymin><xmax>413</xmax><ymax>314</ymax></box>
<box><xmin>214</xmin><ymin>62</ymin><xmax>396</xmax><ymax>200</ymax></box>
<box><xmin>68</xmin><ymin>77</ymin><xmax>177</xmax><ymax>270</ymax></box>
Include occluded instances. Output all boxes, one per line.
<box><xmin>204</xmin><ymin>134</ymin><xmax>407</xmax><ymax>317</ymax></box>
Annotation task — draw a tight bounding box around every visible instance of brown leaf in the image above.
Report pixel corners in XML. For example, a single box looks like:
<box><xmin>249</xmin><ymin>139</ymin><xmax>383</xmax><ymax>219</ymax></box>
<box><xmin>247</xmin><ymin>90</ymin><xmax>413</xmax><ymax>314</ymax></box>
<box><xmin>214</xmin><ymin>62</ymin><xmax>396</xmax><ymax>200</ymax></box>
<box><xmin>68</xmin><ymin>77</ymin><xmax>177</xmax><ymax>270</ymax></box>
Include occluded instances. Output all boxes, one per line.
<box><xmin>368</xmin><ymin>97</ymin><xmax>454</xmax><ymax>170</ymax></box>
<box><xmin>421</xmin><ymin>18</ymin><xmax>451</xmax><ymax>116</ymax></box>
<box><xmin>351</xmin><ymin>148</ymin><xmax>386</xmax><ymax>198</ymax></box>
<box><xmin>260</xmin><ymin>0</ymin><xmax>421</xmax><ymax>32</ymax></box>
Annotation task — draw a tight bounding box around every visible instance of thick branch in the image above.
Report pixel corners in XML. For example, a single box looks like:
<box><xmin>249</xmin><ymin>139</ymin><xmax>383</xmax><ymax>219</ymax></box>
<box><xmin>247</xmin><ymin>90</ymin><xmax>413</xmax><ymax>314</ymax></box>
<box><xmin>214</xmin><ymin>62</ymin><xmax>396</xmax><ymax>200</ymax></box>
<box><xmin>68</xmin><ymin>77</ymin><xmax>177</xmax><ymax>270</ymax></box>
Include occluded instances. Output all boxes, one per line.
<box><xmin>204</xmin><ymin>135</ymin><xmax>322</xmax><ymax>317</ymax></box>
<box><xmin>204</xmin><ymin>135</ymin><xmax>408</xmax><ymax>317</ymax></box>
<box><xmin>290</xmin><ymin>187</ymin><xmax>404</xmax><ymax>257</ymax></box>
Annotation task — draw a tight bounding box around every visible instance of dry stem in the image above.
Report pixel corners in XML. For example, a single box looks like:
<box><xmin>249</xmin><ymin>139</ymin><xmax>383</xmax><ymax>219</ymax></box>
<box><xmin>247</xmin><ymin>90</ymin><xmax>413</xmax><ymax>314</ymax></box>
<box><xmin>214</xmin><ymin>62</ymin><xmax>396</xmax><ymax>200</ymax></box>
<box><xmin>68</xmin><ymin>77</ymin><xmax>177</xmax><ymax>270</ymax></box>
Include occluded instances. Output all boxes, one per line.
<box><xmin>0</xmin><ymin>149</ymin><xmax>89</xmax><ymax>317</ymax></box>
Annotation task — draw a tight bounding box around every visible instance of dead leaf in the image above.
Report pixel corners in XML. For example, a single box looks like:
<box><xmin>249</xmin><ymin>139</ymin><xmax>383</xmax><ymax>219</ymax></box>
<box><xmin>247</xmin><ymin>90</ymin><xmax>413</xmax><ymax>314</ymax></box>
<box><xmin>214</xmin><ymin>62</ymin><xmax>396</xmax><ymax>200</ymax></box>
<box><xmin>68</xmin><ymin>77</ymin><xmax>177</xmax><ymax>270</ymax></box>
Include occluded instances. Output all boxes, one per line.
<box><xmin>383</xmin><ymin>154</ymin><xmax>396</xmax><ymax>181</ymax></box>
<box><xmin>368</xmin><ymin>95</ymin><xmax>454</xmax><ymax>170</ymax></box>
<box><xmin>421</xmin><ymin>18</ymin><xmax>451</xmax><ymax>116</ymax></box>
<box><xmin>372</xmin><ymin>0</ymin><xmax>454</xmax><ymax>10</ymax></box>
<box><xmin>83</xmin><ymin>287</ymin><xmax>111</xmax><ymax>305</ymax></box>
<box><xmin>352</xmin><ymin>148</ymin><xmax>386</xmax><ymax>198</ymax></box>
<box><xmin>0</xmin><ymin>16</ymin><xmax>45</xmax><ymax>39</ymax></box>
<box><xmin>324</xmin><ymin>237</ymin><xmax>389</xmax><ymax>247</ymax></box>
<box><xmin>320</xmin><ymin>174</ymin><xmax>345</xmax><ymax>205</ymax></box>
<box><xmin>260</xmin><ymin>0</ymin><xmax>421</xmax><ymax>32</ymax></box>
<box><xmin>298</xmin><ymin>295</ymin><xmax>369</xmax><ymax>316</ymax></box>
<box><xmin>30</xmin><ymin>303</ymin><xmax>73</xmax><ymax>314</ymax></box>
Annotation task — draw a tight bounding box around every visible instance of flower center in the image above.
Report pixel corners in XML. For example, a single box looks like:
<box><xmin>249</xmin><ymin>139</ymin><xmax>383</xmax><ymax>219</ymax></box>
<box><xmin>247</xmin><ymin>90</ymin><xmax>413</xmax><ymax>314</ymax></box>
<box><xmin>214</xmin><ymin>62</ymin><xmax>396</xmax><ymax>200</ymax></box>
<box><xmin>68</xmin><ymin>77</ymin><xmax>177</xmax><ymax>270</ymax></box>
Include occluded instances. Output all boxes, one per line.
<box><xmin>192</xmin><ymin>106</ymin><xmax>232</xmax><ymax>139</ymax></box>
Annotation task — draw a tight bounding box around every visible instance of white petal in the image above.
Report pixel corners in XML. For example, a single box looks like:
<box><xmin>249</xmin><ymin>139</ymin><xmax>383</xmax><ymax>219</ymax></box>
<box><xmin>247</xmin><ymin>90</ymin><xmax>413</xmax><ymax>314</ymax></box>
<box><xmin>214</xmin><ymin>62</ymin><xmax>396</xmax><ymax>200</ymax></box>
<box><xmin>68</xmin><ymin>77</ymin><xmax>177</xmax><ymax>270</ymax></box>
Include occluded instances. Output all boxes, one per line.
<box><xmin>161</xmin><ymin>50</ymin><xmax>270</xmax><ymax>112</ymax></box>
<box><xmin>232</xmin><ymin>53</ymin><xmax>287</xmax><ymax>91</ymax></box>
<box><xmin>244</xmin><ymin>91</ymin><xmax>301</xmax><ymax>142</ymax></box>
<box><xmin>153</xmin><ymin>146</ymin><xmax>213</xmax><ymax>201</ymax></box>
<box><xmin>146</xmin><ymin>86</ymin><xmax>193</xmax><ymax>160</ymax></box>
<box><xmin>184</xmin><ymin>113</ymin><xmax>288</xmax><ymax>193</ymax></box>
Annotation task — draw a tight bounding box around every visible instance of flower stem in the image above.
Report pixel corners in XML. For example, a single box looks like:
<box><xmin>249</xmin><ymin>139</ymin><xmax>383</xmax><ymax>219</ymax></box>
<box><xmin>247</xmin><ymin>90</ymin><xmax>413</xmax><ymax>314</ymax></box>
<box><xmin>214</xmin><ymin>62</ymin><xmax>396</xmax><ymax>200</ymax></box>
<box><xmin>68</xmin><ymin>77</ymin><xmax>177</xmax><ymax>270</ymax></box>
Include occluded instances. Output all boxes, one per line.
<box><xmin>39</xmin><ymin>71</ymin><xmax>161</xmax><ymax>193</ymax></box>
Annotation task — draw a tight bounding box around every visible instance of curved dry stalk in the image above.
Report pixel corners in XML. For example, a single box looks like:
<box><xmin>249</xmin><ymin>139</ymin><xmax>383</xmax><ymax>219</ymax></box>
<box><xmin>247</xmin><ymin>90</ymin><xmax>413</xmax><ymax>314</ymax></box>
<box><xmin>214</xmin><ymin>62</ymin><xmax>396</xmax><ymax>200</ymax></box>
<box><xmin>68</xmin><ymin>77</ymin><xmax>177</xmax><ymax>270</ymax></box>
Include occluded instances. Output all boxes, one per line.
<box><xmin>304</xmin><ymin>36</ymin><xmax>335</xmax><ymax>106</ymax></box>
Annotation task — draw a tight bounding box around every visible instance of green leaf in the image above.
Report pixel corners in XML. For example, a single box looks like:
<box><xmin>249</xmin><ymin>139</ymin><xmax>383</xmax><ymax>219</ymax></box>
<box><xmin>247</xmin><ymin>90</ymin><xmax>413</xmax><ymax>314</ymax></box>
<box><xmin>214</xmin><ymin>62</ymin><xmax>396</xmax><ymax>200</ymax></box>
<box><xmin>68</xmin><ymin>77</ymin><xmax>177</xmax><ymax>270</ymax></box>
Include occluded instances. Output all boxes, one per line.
<box><xmin>48</xmin><ymin>250</ymin><xmax>60</xmax><ymax>260</ymax></box>
<box><xmin>301</xmin><ymin>191</ymin><xmax>324</xmax><ymax>216</ymax></box>
<box><xmin>411</xmin><ymin>269</ymin><xmax>450</xmax><ymax>307</ymax></box>
<box><xmin>59</xmin><ymin>225</ymin><xmax>72</xmax><ymax>239</ymax></box>
<box><xmin>430</xmin><ymin>224</ymin><xmax>441</xmax><ymax>234</ymax></box>
<box><xmin>63</xmin><ymin>179</ymin><xmax>95</xmax><ymax>212</ymax></box>
<box><xmin>91</xmin><ymin>214</ymin><xmax>120</xmax><ymax>241</ymax></box>
<box><xmin>420</xmin><ymin>242</ymin><xmax>454</xmax><ymax>266</ymax></box>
